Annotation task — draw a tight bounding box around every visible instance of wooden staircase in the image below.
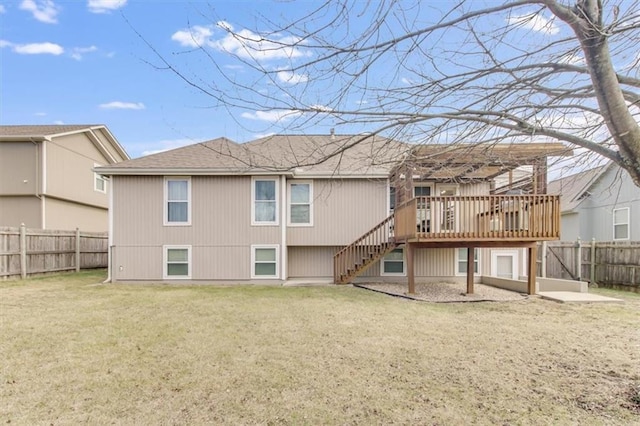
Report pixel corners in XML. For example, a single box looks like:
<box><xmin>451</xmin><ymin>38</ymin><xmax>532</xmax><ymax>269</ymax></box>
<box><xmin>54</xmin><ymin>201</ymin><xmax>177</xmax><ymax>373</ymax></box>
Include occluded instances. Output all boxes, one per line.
<box><xmin>333</xmin><ymin>214</ymin><xmax>397</xmax><ymax>284</ymax></box>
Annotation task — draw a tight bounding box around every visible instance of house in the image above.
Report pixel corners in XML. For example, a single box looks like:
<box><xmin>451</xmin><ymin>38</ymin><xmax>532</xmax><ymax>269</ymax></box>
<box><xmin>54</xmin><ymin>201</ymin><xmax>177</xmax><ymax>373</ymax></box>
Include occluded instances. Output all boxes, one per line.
<box><xmin>548</xmin><ymin>162</ymin><xmax>639</xmax><ymax>242</ymax></box>
<box><xmin>97</xmin><ymin>134</ymin><xmax>570</xmax><ymax>293</ymax></box>
<box><xmin>0</xmin><ymin>125</ymin><xmax>129</xmax><ymax>232</ymax></box>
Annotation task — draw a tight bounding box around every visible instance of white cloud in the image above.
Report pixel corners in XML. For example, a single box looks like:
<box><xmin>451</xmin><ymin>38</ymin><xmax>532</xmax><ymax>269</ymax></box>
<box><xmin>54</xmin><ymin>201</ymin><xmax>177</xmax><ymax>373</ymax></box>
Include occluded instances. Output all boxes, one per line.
<box><xmin>0</xmin><ymin>5</ymin><xmax>5</xmax><ymax>13</ymax></box>
<box><xmin>70</xmin><ymin>45</ymin><xmax>97</xmax><ymax>60</ymax></box>
<box><xmin>277</xmin><ymin>70</ymin><xmax>308</xmax><ymax>84</ymax></box>
<box><xmin>508</xmin><ymin>13</ymin><xmax>559</xmax><ymax>35</ymax></box>
<box><xmin>87</xmin><ymin>0</ymin><xmax>127</xmax><ymax>14</ymax></box>
<box><xmin>253</xmin><ymin>132</ymin><xmax>275</xmax><ymax>139</ymax></box>
<box><xmin>310</xmin><ymin>104</ymin><xmax>333</xmax><ymax>113</ymax></box>
<box><xmin>401</xmin><ymin>77</ymin><xmax>415</xmax><ymax>85</ymax></box>
<box><xmin>2</xmin><ymin>41</ymin><xmax>64</xmax><ymax>55</ymax></box>
<box><xmin>139</xmin><ymin>139</ymin><xmax>194</xmax><ymax>156</ymax></box>
<box><xmin>241</xmin><ymin>109</ymin><xmax>302</xmax><ymax>122</ymax></box>
<box><xmin>171</xmin><ymin>25</ymin><xmax>213</xmax><ymax>48</ymax></box>
<box><xmin>20</xmin><ymin>0</ymin><xmax>60</xmax><ymax>24</ymax></box>
<box><xmin>99</xmin><ymin>101</ymin><xmax>145</xmax><ymax>110</ymax></box>
<box><xmin>171</xmin><ymin>22</ymin><xmax>311</xmax><ymax>62</ymax></box>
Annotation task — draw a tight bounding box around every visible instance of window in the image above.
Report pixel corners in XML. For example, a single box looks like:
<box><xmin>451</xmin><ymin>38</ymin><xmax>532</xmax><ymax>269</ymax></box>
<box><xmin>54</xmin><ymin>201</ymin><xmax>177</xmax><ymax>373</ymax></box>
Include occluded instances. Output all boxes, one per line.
<box><xmin>414</xmin><ymin>185</ymin><xmax>432</xmax><ymax>197</ymax></box>
<box><xmin>389</xmin><ymin>187</ymin><xmax>396</xmax><ymax>212</ymax></box>
<box><xmin>381</xmin><ymin>248</ymin><xmax>405</xmax><ymax>276</ymax></box>
<box><xmin>94</xmin><ymin>164</ymin><xmax>106</xmax><ymax>193</ymax></box>
<box><xmin>163</xmin><ymin>246</ymin><xmax>191</xmax><ymax>279</ymax></box>
<box><xmin>164</xmin><ymin>177</ymin><xmax>191</xmax><ymax>225</ymax></box>
<box><xmin>288</xmin><ymin>181</ymin><xmax>312</xmax><ymax>226</ymax></box>
<box><xmin>613</xmin><ymin>207</ymin><xmax>630</xmax><ymax>240</ymax></box>
<box><xmin>251</xmin><ymin>245</ymin><xmax>279</xmax><ymax>278</ymax></box>
<box><xmin>457</xmin><ymin>248</ymin><xmax>479</xmax><ymax>275</ymax></box>
<box><xmin>252</xmin><ymin>178</ymin><xmax>278</xmax><ymax>225</ymax></box>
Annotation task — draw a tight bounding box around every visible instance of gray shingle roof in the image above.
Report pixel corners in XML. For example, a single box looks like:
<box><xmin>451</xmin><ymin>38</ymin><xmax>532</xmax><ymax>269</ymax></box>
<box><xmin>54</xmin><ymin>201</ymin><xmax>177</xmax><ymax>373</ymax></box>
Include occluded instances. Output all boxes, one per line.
<box><xmin>0</xmin><ymin>125</ymin><xmax>104</xmax><ymax>137</ymax></box>
<box><xmin>548</xmin><ymin>163</ymin><xmax>611</xmax><ymax>213</ymax></box>
<box><xmin>101</xmin><ymin>134</ymin><xmax>409</xmax><ymax>177</ymax></box>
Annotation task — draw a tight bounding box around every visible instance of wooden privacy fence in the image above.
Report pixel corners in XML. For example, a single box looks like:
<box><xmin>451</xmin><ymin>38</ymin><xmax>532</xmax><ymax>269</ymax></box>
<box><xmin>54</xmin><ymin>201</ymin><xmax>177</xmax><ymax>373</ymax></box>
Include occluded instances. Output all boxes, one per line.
<box><xmin>541</xmin><ymin>240</ymin><xmax>640</xmax><ymax>292</ymax></box>
<box><xmin>0</xmin><ymin>225</ymin><xmax>108</xmax><ymax>279</ymax></box>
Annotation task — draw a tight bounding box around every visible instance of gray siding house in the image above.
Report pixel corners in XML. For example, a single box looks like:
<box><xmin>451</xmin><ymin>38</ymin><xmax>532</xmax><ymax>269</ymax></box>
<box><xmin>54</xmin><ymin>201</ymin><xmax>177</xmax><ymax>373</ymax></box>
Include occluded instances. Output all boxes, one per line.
<box><xmin>98</xmin><ymin>135</ymin><xmax>567</xmax><ymax>285</ymax></box>
<box><xmin>0</xmin><ymin>125</ymin><xmax>130</xmax><ymax>232</ymax></box>
<box><xmin>549</xmin><ymin>162</ymin><xmax>639</xmax><ymax>242</ymax></box>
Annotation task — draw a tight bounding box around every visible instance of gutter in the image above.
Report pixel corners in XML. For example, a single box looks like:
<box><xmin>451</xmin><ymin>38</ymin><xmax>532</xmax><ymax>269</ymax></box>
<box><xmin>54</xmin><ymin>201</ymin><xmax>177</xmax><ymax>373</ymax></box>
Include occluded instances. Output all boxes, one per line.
<box><xmin>94</xmin><ymin>168</ymin><xmax>389</xmax><ymax>179</ymax></box>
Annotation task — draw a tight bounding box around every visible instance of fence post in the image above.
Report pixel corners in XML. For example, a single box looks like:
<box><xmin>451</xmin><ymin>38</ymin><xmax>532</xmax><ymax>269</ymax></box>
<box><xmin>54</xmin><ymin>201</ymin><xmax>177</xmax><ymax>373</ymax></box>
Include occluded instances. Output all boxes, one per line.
<box><xmin>575</xmin><ymin>237</ymin><xmax>582</xmax><ymax>281</ymax></box>
<box><xmin>75</xmin><ymin>228</ymin><xmax>81</xmax><ymax>272</ymax></box>
<box><xmin>541</xmin><ymin>241</ymin><xmax>547</xmax><ymax>278</ymax></box>
<box><xmin>590</xmin><ymin>238</ymin><xmax>597</xmax><ymax>287</ymax></box>
<box><xmin>20</xmin><ymin>223</ymin><xmax>27</xmax><ymax>279</ymax></box>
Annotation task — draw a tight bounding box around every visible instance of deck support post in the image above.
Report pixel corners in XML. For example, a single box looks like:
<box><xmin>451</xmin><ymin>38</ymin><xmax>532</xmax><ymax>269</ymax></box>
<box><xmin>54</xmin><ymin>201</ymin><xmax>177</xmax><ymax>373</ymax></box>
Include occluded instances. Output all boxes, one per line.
<box><xmin>406</xmin><ymin>242</ymin><xmax>415</xmax><ymax>295</ymax></box>
<box><xmin>527</xmin><ymin>244</ymin><xmax>537</xmax><ymax>295</ymax></box>
<box><xmin>466</xmin><ymin>246</ymin><xmax>475</xmax><ymax>294</ymax></box>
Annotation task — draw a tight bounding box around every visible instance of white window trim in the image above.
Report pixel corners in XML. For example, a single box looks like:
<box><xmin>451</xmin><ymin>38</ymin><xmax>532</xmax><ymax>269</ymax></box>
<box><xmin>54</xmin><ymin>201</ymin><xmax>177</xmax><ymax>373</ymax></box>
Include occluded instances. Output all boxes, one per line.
<box><xmin>163</xmin><ymin>245</ymin><xmax>192</xmax><ymax>279</ymax></box>
<box><xmin>251</xmin><ymin>177</ymin><xmax>279</xmax><ymax>226</ymax></box>
<box><xmin>287</xmin><ymin>180</ymin><xmax>313</xmax><ymax>227</ymax></box>
<box><xmin>413</xmin><ymin>183</ymin><xmax>434</xmax><ymax>197</ymax></box>
<box><xmin>94</xmin><ymin>163</ymin><xmax>107</xmax><ymax>193</ymax></box>
<box><xmin>436</xmin><ymin>184</ymin><xmax>458</xmax><ymax>197</ymax></box>
<box><xmin>455</xmin><ymin>247</ymin><xmax>481</xmax><ymax>276</ymax></box>
<box><xmin>251</xmin><ymin>244</ymin><xmax>280</xmax><ymax>279</ymax></box>
<box><xmin>164</xmin><ymin>177</ymin><xmax>191</xmax><ymax>226</ymax></box>
<box><xmin>613</xmin><ymin>207</ymin><xmax>630</xmax><ymax>240</ymax></box>
<box><xmin>380</xmin><ymin>247</ymin><xmax>406</xmax><ymax>276</ymax></box>
<box><xmin>491</xmin><ymin>249</ymin><xmax>518</xmax><ymax>280</ymax></box>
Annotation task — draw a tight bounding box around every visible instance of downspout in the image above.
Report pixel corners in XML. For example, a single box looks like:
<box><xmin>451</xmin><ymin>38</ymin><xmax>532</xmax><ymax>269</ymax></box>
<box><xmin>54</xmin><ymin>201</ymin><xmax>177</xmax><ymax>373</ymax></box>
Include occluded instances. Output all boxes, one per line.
<box><xmin>40</xmin><ymin>139</ymin><xmax>48</xmax><ymax>228</ymax></box>
<box><xmin>103</xmin><ymin>174</ymin><xmax>114</xmax><ymax>283</ymax></box>
<box><xmin>281</xmin><ymin>175</ymin><xmax>287</xmax><ymax>282</ymax></box>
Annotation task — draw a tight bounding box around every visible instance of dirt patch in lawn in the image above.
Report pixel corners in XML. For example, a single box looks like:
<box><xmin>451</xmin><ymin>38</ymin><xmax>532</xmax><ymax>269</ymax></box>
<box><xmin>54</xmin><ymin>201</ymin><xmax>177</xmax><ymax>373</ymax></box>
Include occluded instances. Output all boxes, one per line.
<box><xmin>357</xmin><ymin>281</ymin><xmax>526</xmax><ymax>302</ymax></box>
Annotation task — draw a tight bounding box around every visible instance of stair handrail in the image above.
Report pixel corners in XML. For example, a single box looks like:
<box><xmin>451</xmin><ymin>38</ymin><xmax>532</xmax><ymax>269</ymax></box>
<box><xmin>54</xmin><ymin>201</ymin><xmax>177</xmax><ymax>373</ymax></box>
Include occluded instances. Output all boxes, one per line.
<box><xmin>333</xmin><ymin>213</ymin><xmax>395</xmax><ymax>283</ymax></box>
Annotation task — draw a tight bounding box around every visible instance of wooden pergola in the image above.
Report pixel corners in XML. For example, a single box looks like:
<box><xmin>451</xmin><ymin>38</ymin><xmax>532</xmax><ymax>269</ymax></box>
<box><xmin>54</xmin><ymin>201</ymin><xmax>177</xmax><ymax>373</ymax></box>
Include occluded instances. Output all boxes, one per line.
<box><xmin>390</xmin><ymin>142</ymin><xmax>572</xmax><ymax>295</ymax></box>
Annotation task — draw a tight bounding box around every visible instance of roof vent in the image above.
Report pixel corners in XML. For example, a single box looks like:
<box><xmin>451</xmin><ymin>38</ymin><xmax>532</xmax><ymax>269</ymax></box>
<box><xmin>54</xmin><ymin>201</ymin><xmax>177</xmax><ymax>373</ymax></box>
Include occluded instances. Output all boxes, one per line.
<box><xmin>330</xmin><ymin>128</ymin><xmax>335</xmax><ymax>140</ymax></box>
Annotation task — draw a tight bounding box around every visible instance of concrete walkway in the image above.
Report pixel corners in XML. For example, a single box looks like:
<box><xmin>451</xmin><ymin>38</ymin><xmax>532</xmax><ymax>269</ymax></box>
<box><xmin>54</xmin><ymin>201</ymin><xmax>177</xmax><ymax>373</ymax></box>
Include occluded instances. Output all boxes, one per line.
<box><xmin>537</xmin><ymin>291</ymin><xmax>624</xmax><ymax>304</ymax></box>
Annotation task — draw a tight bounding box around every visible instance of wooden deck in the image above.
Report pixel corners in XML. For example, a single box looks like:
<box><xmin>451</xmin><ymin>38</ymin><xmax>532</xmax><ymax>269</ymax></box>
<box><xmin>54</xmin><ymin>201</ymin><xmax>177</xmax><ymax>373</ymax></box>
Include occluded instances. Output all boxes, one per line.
<box><xmin>393</xmin><ymin>195</ymin><xmax>560</xmax><ymax>243</ymax></box>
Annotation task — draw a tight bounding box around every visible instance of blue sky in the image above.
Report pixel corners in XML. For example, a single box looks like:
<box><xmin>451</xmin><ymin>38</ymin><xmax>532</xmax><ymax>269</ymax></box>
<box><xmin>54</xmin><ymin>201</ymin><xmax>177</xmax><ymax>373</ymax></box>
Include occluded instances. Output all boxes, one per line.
<box><xmin>1</xmin><ymin>0</ymin><xmax>633</xmax><ymax>171</ymax></box>
<box><xmin>1</xmin><ymin>0</ymin><xmax>339</xmax><ymax>157</ymax></box>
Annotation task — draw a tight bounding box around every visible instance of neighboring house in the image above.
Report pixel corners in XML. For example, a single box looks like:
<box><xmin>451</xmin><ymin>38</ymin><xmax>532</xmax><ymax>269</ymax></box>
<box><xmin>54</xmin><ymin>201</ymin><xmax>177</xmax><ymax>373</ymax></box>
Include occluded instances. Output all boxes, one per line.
<box><xmin>97</xmin><ymin>134</ymin><xmax>569</xmax><ymax>292</ymax></box>
<box><xmin>548</xmin><ymin>162</ymin><xmax>639</xmax><ymax>242</ymax></box>
<box><xmin>0</xmin><ymin>125</ymin><xmax>129</xmax><ymax>232</ymax></box>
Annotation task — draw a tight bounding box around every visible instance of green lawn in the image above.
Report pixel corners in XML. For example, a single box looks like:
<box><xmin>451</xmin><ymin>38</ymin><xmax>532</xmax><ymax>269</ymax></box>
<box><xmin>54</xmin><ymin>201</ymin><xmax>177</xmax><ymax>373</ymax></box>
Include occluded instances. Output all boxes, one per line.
<box><xmin>1</xmin><ymin>270</ymin><xmax>639</xmax><ymax>425</ymax></box>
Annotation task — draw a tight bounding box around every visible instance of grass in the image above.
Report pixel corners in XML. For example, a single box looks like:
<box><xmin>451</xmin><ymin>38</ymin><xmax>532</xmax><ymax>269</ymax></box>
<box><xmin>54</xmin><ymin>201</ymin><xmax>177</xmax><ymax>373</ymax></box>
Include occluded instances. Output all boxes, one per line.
<box><xmin>1</xmin><ymin>270</ymin><xmax>639</xmax><ymax>425</ymax></box>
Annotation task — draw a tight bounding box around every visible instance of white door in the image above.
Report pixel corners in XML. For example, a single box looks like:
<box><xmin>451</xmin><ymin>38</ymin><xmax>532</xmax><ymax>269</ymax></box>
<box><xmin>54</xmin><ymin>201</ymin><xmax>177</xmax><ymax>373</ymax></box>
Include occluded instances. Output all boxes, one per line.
<box><xmin>491</xmin><ymin>250</ymin><xmax>518</xmax><ymax>279</ymax></box>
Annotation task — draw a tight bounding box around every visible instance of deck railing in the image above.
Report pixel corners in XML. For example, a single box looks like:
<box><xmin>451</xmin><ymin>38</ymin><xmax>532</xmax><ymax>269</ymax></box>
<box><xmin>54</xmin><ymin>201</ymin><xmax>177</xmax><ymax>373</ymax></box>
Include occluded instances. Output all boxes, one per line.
<box><xmin>394</xmin><ymin>194</ymin><xmax>560</xmax><ymax>242</ymax></box>
<box><xmin>333</xmin><ymin>214</ymin><xmax>396</xmax><ymax>283</ymax></box>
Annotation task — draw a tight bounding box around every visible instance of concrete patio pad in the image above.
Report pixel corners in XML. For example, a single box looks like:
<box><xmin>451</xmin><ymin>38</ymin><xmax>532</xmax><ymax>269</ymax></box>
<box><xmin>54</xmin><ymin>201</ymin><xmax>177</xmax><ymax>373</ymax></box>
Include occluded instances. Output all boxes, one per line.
<box><xmin>538</xmin><ymin>291</ymin><xmax>624</xmax><ymax>304</ymax></box>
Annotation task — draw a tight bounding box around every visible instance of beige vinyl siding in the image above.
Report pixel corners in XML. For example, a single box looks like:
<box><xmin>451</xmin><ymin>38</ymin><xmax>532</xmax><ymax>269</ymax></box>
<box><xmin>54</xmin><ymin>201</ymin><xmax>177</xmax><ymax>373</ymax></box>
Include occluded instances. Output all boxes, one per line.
<box><xmin>0</xmin><ymin>142</ymin><xmax>39</xmax><ymax>195</ymax></box>
<box><xmin>112</xmin><ymin>175</ymin><xmax>281</xmax><ymax>281</ymax></box>
<box><xmin>0</xmin><ymin>196</ymin><xmax>41</xmax><ymax>228</ymax></box>
<box><xmin>287</xmin><ymin>246</ymin><xmax>339</xmax><ymax>278</ymax></box>
<box><xmin>287</xmin><ymin>179</ymin><xmax>388</xmax><ymax>246</ymax></box>
<box><xmin>286</xmin><ymin>246</ymin><xmax>458</xmax><ymax>279</ymax></box>
<box><xmin>44</xmin><ymin>198</ymin><xmax>107</xmax><ymax>232</ymax></box>
<box><xmin>113</xmin><ymin>176</ymin><xmax>280</xmax><ymax>247</ymax></box>
<box><xmin>361</xmin><ymin>247</ymin><xmax>456</xmax><ymax>280</ymax></box>
<box><xmin>458</xmin><ymin>182</ymin><xmax>491</xmax><ymax>196</ymax></box>
<box><xmin>113</xmin><ymin>246</ymin><xmax>163</xmax><ymax>281</ymax></box>
<box><xmin>93</xmin><ymin>128</ymin><xmax>129</xmax><ymax>162</ymax></box>
<box><xmin>113</xmin><ymin>245</ymin><xmax>252</xmax><ymax>281</ymax></box>
<box><xmin>45</xmin><ymin>134</ymin><xmax>111</xmax><ymax>208</ymax></box>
